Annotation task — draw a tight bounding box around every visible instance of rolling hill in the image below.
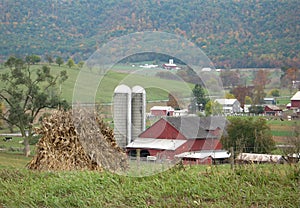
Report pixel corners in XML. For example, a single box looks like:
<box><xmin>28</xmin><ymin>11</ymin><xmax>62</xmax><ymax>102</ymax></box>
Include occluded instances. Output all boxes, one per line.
<box><xmin>1</xmin><ymin>0</ymin><xmax>299</xmax><ymax>68</ymax></box>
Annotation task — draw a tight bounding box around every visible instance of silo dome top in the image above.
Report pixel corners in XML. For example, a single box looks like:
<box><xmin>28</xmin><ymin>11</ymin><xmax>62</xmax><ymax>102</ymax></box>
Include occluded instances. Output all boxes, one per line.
<box><xmin>114</xmin><ymin>84</ymin><xmax>131</xmax><ymax>93</ymax></box>
<box><xmin>132</xmin><ymin>85</ymin><xmax>145</xmax><ymax>94</ymax></box>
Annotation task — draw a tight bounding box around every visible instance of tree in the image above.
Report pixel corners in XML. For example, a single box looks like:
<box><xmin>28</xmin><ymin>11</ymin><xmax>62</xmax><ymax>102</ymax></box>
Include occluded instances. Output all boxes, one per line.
<box><xmin>67</xmin><ymin>58</ymin><xmax>75</xmax><ymax>68</ymax></box>
<box><xmin>166</xmin><ymin>92</ymin><xmax>182</xmax><ymax>110</ymax></box>
<box><xmin>283</xmin><ymin>123</ymin><xmax>300</xmax><ymax>160</ymax></box>
<box><xmin>77</xmin><ymin>61</ymin><xmax>84</xmax><ymax>68</ymax></box>
<box><xmin>269</xmin><ymin>89</ymin><xmax>280</xmax><ymax>97</ymax></box>
<box><xmin>252</xmin><ymin>69</ymin><xmax>270</xmax><ymax>104</ymax></box>
<box><xmin>280</xmin><ymin>67</ymin><xmax>299</xmax><ymax>91</ymax></box>
<box><xmin>45</xmin><ymin>54</ymin><xmax>54</xmax><ymax>65</ymax></box>
<box><xmin>225</xmin><ymin>92</ymin><xmax>235</xmax><ymax>99</ymax></box>
<box><xmin>25</xmin><ymin>55</ymin><xmax>41</xmax><ymax>65</ymax></box>
<box><xmin>220</xmin><ymin>70</ymin><xmax>240</xmax><ymax>88</ymax></box>
<box><xmin>232</xmin><ymin>85</ymin><xmax>253</xmax><ymax>109</ymax></box>
<box><xmin>0</xmin><ymin>102</ymin><xmax>4</xmax><ymax>128</ymax></box>
<box><xmin>221</xmin><ymin>117</ymin><xmax>275</xmax><ymax>154</ymax></box>
<box><xmin>245</xmin><ymin>96</ymin><xmax>252</xmax><ymax>105</ymax></box>
<box><xmin>248</xmin><ymin>105</ymin><xmax>264</xmax><ymax>115</ymax></box>
<box><xmin>205</xmin><ymin>100</ymin><xmax>223</xmax><ymax>116</ymax></box>
<box><xmin>56</xmin><ymin>57</ymin><xmax>64</xmax><ymax>67</ymax></box>
<box><xmin>191</xmin><ymin>84</ymin><xmax>208</xmax><ymax>111</ymax></box>
<box><xmin>0</xmin><ymin>56</ymin><xmax>68</xmax><ymax>156</ymax></box>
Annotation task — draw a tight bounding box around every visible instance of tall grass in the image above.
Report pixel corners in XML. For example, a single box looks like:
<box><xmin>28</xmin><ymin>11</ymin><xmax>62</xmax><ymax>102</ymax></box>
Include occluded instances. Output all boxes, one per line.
<box><xmin>0</xmin><ymin>163</ymin><xmax>299</xmax><ymax>207</ymax></box>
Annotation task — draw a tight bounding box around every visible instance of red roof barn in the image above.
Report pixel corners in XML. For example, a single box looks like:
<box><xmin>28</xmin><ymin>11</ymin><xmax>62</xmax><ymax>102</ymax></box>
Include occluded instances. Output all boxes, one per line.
<box><xmin>150</xmin><ymin>106</ymin><xmax>174</xmax><ymax>116</ymax></box>
<box><xmin>126</xmin><ymin>116</ymin><xmax>227</xmax><ymax>163</ymax></box>
<box><xmin>291</xmin><ymin>91</ymin><xmax>300</xmax><ymax>108</ymax></box>
<box><xmin>264</xmin><ymin>105</ymin><xmax>282</xmax><ymax>116</ymax></box>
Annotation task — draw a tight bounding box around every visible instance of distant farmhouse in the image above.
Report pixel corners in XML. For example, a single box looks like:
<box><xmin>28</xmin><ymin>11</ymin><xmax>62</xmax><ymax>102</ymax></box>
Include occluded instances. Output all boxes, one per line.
<box><xmin>162</xmin><ymin>59</ymin><xmax>179</xmax><ymax>70</ymax></box>
<box><xmin>264</xmin><ymin>98</ymin><xmax>276</xmax><ymax>105</ymax></box>
<box><xmin>150</xmin><ymin>106</ymin><xmax>174</xmax><ymax>116</ymax></box>
<box><xmin>215</xmin><ymin>98</ymin><xmax>241</xmax><ymax>115</ymax></box>
<box><xmin>126</xmin><ymin>116</ymin><xmax>229</xmax><ymax>165</ymax></box>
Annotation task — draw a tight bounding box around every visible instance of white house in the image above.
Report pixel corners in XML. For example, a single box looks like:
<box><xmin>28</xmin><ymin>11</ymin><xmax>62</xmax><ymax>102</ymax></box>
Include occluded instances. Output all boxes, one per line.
<box><xmin>215</xmin><ymin>98</ymin><xmax>241</xmax><ymax>114</ymax></box>
<box><xmin>173</xmin><ymin>109</ymin><xmax>188</xmax><ymax>117</ymax></box>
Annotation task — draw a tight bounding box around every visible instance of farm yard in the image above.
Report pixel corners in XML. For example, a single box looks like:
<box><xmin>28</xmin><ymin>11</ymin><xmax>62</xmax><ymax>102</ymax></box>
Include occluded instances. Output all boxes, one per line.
<box><xmin>1</xmin><ymin>0</ymin><xmax>300</xmax><ymax>206</ymax></box>
<box><xmin>0</xmin><ymin>63</ymin><xmax>300</xmax><ymax>207</ymax></box>
<box><xmin>0</xmin><ymin>114</ymin><xmax>299</xmax><ymax>207</ymax></box>
<box><xmin>0</xmin><ymin>112</ymin><xmax>299</xmax><ymax>207</ymax></box>
<box><xmin>0</xmin><ymin>152</ymin><xmax>299</xmax><ymax>207</ymax></box>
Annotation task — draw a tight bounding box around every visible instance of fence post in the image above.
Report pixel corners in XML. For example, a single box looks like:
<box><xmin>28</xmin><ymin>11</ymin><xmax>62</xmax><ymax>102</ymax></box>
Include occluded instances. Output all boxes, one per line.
<box><xmin>230</xmin><ymin>146</ymin><xmax>234</xmax><ymax>170</ymax></box>
<box><xmin>136</xmin><ymin>149</ymin><xmax>140</xmax><ymax>173</ymax></box>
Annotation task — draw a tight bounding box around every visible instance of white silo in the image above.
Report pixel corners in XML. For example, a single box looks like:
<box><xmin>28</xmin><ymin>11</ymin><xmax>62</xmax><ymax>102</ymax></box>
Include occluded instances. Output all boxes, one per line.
<box><xmin>113</xmin><ymin>84</ymin><xmax>131</xmax><ymax>148</ymax></box>
<box><xmin>131</xmin><ymin>86</ymin><xmax>146</xmax><ymax>141</ymax></box>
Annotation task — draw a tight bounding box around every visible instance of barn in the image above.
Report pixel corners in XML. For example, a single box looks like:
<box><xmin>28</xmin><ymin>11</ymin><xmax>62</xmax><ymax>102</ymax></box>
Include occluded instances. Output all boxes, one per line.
<box><xmin>150</xmin><ymin>106</ymin><xmax>174</xmax><ymax>116</ymax></box>
<box><xmin>264</xmin><ymin>105</ymin><xmax>282</xmax><ymax>116</ymax></box>
<box><xmin>291</xmin><ymin>91</ymin><xmax>300</xmax><ymax>108</ymax></box>
<box><xmin>126</xmin><ymin>116</ymin><xmax>227</xmax><ymax>163</ymax></box>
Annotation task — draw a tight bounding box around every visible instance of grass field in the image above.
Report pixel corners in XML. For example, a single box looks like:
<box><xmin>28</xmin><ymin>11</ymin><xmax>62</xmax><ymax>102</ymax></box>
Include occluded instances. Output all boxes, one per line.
<box><xmin>267</xmin><ymin>119</ymin><xmax>300</xmax><ymax>143</ymax></box>
<box><xmin>1</xmin><ymin>64</ymin><xmax>299</xmax><ymax>207</ymax></box>
<box><xmin>0</xmin><ymin>64</ymin><xmax>194</xmax><ymax>104</ymax></box>
<box><xmin>0</xmin><ymin>153</ymin><xmax>299</xmax><ymax>207</ymax></box>
<box><xmin>0</xmin><ymin>136</ymin><xmax>37</xmax><ymax>156</ymax></box>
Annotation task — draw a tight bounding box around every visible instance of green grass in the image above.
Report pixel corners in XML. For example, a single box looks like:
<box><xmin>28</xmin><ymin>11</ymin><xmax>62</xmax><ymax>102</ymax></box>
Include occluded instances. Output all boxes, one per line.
<box><xmin>271</xmin><ymin>130</ymin><xmax>295</xmax><ymax>137</ymax></box>
<box><xmin>0</xmin><ymin>136</ymin><xmax>36</xmax><ymax>156</ymax></box>
<box><xmin>267</xmin><ymin>119</ymin><xmax>300</xmax><ymax>126</ymax></box>
<box><xmin>0</xmin><ymin>160</ymin><xmax>299</xmax><ymax>207</ymax></box>
<box><xmin>0</xmin><ymin>64</ymin><xmax>194</xmax><ymax>104</ymax></box>
<box><xmin>0</xmin><ymin>152</ymin><xmax>32</xmax><ymax>169</ymax></box>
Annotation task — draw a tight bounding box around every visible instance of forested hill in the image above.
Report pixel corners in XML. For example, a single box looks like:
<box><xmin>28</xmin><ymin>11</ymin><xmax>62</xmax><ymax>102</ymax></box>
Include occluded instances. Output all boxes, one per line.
<box><xmin>1</xmin><ymin>0</ymin><xmax>299</xmax><ymax>68</ymax></box>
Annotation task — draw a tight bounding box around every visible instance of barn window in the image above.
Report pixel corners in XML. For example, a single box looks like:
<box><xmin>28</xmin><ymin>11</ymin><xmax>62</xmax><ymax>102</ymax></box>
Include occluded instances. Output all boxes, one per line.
<box><xmin>128</xmin><ymin>150</ymin><xmax>137</xmax><ymax>157</ymax></box>
<box><xmin>140</xmin><ymin>150</ymin><xmax>150</xmax><ymax>157</ymax></box>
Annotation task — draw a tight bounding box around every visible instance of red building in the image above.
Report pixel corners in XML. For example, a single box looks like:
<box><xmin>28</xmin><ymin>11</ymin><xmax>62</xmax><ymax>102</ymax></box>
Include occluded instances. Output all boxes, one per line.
<box><xmin>150</xmin><ymin>106</ymin><xmax>174</xmax><ymax>116</ymax></box>
<box><xmin>291</xmin><ymin>91</ymin><xmax>300</xmax><ymax>108</ymax></box>
<box><xmin>264</xmin><ymin>105</ymin><xmax>282</xmax><ymax>116</ymax></box>
<box><xmin>126</xmin><ymin>116</ymin><xmax>227</xmax><ymax>163</ymax></box>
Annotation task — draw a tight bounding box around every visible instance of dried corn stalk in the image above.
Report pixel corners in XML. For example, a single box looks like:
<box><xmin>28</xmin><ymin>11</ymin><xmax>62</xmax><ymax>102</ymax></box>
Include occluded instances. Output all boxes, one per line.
<box><xmin>28</xmin><ymin>109</ymin><xmax>128</xmax><ymax>172</ymax></box>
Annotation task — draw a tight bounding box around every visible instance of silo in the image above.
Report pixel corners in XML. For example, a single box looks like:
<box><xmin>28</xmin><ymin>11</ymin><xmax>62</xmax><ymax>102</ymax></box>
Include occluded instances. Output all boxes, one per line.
<box><xmin>113</xmin><ymin>84</ymin><xmax>131</xmax><ymax>148</ymax></box>
<box><xmin>131</xmin><ymin>86</ymin><xmax>146</xmax><ymax>141</ymax></box>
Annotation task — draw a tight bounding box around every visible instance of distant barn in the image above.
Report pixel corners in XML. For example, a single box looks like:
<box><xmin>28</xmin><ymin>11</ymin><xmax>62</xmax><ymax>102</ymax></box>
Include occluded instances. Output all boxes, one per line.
<box><xmin>150</xmin><ymin>106</ymin><xmax>174</xmax><ymax>116</ymax></box>
<box><xmin>127</xmin><ymin>116</ymin><xmax>228</xmax><ymax>164</ymax></box>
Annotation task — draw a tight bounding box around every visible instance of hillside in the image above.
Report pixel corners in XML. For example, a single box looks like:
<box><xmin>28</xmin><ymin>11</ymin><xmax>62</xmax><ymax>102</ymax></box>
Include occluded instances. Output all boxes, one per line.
<box><xmin>1</xmin><ymin>0</ymin><xmax>299</xmax><ymax>68</ymax></box>
<box><xmin>0</xmin><ymin>64</ymin><xmax>194</xmax><ymax>104</ymax></box>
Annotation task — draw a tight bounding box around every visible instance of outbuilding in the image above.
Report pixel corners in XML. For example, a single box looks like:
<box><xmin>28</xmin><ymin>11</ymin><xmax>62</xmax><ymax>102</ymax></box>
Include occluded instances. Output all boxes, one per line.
<box><xmin>291</xmin><ymin>91</ymin><xmax>300</xmax><ymax>108</ymax></box>
<box><xmin>126</xmin><ymin>116</ymin><xmax>227</xmax><ymax>161</ymax></box>
<box><xmin>264</xmin><ymin>105</ymin><xmax>282</xmax><ymax>116</ymax></box>
<box><xmin>175</xmin><ymin>150</ymin><xmax>231</xmax><ymax>165</ymax></box>
<box><xmin>150</xmin><ymin>106</ymin><xmax>174</xmax><ymax>116</ymax></box>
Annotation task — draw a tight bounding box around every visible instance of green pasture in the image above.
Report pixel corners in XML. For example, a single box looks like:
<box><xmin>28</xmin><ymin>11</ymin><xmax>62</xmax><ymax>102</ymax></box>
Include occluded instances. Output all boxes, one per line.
<box><xmin>271</xmin><ymin>130</ymin><xmax>294</xmax><ymax>137</ymax></box>
<box><xmin>0</xmin><ymin>136</ymin><xmax>37</xmax><ymax>156</ymax></box>
<box><xmin>0</xmin><ymin>154</ymin><xmax>299</xmax><ymax>208</ymax></box>
<box><xmin>267</xmin><ymin>119</ymin><xmax>300</xmax><ymax>126</ymax></box>
<box><xmin>0</xmin><ymin>152</ymin><xmax>32</xmax><ymax>169</ymax></box>
<box><xmin>0</xmin><ymin>64</ymin><xmax>194</xmax><ymax>104</ymax></box>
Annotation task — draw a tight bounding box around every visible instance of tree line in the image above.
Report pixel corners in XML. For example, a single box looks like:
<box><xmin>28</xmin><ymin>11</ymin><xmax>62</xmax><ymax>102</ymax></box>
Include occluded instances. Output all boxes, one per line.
<box><xmin>1</xmin><ymin>0</ymin><xmax>299</xmax><ymax>68</ymax></box>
